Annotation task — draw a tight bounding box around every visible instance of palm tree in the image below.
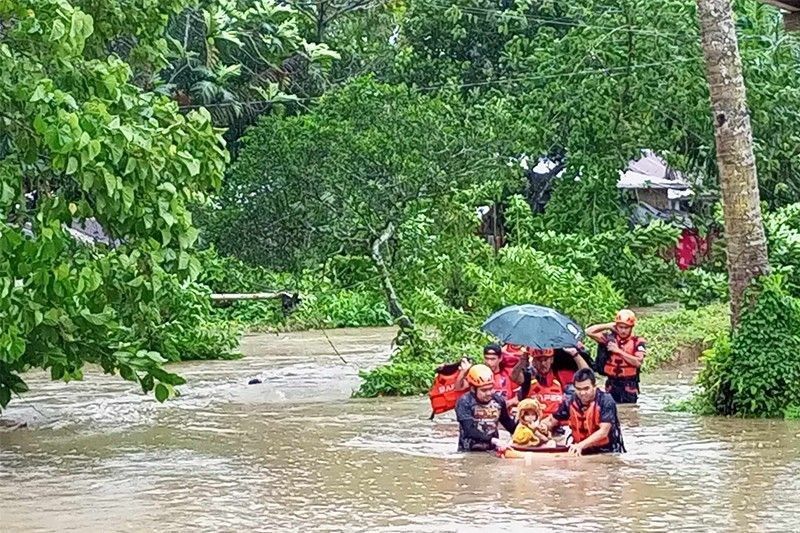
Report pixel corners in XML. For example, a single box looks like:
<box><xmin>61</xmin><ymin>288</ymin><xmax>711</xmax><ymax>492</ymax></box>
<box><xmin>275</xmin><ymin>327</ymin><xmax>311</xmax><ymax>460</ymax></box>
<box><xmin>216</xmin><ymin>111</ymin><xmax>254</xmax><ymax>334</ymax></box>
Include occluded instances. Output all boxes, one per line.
<box><xmin>695</xmin><ymin>0</ymin><xmax>770</xmax><ymax>326</ymax></box>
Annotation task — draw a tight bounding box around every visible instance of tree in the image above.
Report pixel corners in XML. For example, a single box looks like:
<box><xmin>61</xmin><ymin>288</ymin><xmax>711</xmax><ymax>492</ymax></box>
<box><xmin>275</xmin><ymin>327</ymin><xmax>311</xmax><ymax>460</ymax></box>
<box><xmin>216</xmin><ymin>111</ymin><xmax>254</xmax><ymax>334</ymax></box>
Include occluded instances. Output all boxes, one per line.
<box><xmin>160</xmin><ymin>0</ymin><xmax>339</xmax><ymax>139</ymax></box>
<box><xmin>391</xmin><ymin>0</ymin><xmax>800</xmax><ymax>232</ymax></box>
<box><xmin>207</xmin><ymin>77</ymin><xmax>515</xmax><ymax>323</ymax></box>
<box><xmin>695</xmin><ymin>0</ymin><xmax>770</xmax><ymax>326</ymax></box>
<box><xmin>0</xmin><ymin>0</ymin><xmax>230</xmax><ymax>408</ymax></box>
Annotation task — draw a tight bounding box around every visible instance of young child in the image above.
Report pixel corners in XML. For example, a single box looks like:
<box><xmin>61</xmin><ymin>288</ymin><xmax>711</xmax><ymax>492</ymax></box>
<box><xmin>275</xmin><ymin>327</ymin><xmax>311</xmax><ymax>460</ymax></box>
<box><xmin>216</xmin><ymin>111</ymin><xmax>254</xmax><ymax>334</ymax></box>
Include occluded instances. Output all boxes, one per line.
<box><xmin>511</xmin><ymin>398</ymin><xmax>553</xmax><ymax>448</ymax></box>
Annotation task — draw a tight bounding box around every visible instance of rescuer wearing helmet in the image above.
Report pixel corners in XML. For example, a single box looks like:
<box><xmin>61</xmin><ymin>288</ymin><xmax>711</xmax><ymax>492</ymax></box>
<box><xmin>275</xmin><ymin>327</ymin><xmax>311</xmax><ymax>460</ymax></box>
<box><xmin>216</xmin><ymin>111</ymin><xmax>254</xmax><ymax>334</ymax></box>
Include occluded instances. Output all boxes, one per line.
<box><xmin>585</xmin><ymin>309</ymin><xmax>647</xmax><ymax>404</ymax></box>
<box><xmin>454</xmin><ymin>364</ymin><xmax>517</xmax><ymax>452</ymax></box>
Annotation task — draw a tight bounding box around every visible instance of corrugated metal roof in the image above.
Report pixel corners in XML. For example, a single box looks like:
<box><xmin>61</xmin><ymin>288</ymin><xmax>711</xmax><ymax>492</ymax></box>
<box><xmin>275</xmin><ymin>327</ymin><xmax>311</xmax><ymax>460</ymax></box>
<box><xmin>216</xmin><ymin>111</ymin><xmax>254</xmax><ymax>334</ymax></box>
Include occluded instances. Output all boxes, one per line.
<box><xmin>761</xmin><ymin>0</ymin><xmax>800</xmax><ymax>12</ymax></box>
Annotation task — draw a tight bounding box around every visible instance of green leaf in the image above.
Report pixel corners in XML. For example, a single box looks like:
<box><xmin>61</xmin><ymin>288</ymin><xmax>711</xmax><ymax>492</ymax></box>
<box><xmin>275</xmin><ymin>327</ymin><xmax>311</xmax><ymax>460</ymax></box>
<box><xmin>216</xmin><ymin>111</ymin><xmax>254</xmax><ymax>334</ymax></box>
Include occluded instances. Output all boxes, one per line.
<box><xmin>0</xmin><ymin>387</ymin><xmax>10</xmax><ymax>408</ymax></box>
<box><xmin>66</xmin><ymin>156</ymin><xmax>78</xmax><ymax>175</ymax></box>
<box><xmin>121</xmin><ymin>186</ymin><xmax>134</xmax><ymax>208</ymax></box>
<box><xmin>158</xmin><ymin>182</ymin><xmax>177</xmax><ymax>195</ymax></box>
<box><xmin>178</xmin><ymin>251</ymin><xmax>189</xmax><ymax>270</ymax></box>
<box><xmin>155</xmin><ymin>383</ymin><xmax>169</xmax><ymax>403</ymax></box>
<box><xmin>161</xmin><ymin>211</ymin><xmax>176</xmax><ymax>227</ymax></box>
<box><xmin>88</xmin><ymin>139</ymin><xmax>101</xmax><ymax>160</ymax></box>
<box><xmin>183</xmin><ymin>157</ymin><xmax>201</xmax><ymax>177</ymax></box>
<box><xmin>119</xmin><ymin>365</ymin><xmax>136</xmax><ymax>382</ymax></box>
<box><xmin>51</xmin><ymin>364</ymin><xmax>65</xmax><ymax>380</ymax></box>
<box><xmin>50</xmin><ymin>19</ymin><xmax>66</xmax><ymax>41</ymax></box>
<box><xmin>104</xmin><ymin>172</ymin><xmax>116</xmax><ymax>195</ymax></box>
<box><xmin>30</xmin><ymin>84</ymin><xmax>47</xmax><ymax>102</ymax></box>
<box><xmin>124</xmin><ymin>157</ymin><xmax>137</xmax><ymax>175</ymax></box>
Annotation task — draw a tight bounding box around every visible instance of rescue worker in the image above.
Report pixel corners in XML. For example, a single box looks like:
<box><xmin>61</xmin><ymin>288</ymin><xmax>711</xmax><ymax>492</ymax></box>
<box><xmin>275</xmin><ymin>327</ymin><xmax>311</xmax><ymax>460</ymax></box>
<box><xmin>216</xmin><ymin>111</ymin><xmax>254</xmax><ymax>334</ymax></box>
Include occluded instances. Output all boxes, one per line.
<box><xmin>455</xmin><ymin>364</ymin><xmax>517</xmax><ymax>452</ymax></box>
<box><xmin>510</xmin><ymin>346</ymin><xmax>589</xmax><ymax>416</ymax></box>
<box><xmin>482</xmin><ymin>343</ymin><xmax>521</xmax><ymax>407</ymax></box>
<box><xmin>586</xmin><ymin>309</ymin><xmax>646</xmax><ymax>404</ymax></box>
<box><xmin>540</xmin><ymin>368</ymin><xmax>625</xmax><ymax>455</ymax></box>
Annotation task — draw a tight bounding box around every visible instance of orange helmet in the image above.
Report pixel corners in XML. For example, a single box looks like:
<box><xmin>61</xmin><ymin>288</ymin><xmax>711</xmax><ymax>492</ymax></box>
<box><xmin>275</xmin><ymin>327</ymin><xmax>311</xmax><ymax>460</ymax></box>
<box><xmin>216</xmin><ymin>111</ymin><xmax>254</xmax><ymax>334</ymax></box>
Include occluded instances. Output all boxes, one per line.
<box><xmin>528</xmin><ymin>347</ymin><xmax>555</xmax><ymax>359</ymax></box>
<box><xmin>466</xmin><ymin>364</ymin><xmax>494</xmax><ymax>388</ymax></box>
<box><xmin>615</xmin><ymin>309</ymin><xmax>637</xmax><ymax>327</ymax></box>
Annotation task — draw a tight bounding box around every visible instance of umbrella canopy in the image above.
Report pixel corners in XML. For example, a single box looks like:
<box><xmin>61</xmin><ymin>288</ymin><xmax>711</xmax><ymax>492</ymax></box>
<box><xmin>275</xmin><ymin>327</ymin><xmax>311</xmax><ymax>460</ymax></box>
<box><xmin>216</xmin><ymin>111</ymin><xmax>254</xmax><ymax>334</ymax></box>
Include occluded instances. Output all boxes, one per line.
<box><xmin>481</xmin><ymin>304</ymin><xmax>583</xmax><ymax>349</ymax></box>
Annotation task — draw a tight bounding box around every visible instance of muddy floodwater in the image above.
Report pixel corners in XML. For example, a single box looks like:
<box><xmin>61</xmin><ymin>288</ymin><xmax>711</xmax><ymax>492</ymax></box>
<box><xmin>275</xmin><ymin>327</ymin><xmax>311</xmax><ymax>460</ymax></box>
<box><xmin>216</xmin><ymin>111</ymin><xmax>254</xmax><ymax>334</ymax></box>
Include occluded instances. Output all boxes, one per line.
<box><xmin>1</xmin><ymin>328</ymin><xmax>799</xmax><ymax>532</ymax></box>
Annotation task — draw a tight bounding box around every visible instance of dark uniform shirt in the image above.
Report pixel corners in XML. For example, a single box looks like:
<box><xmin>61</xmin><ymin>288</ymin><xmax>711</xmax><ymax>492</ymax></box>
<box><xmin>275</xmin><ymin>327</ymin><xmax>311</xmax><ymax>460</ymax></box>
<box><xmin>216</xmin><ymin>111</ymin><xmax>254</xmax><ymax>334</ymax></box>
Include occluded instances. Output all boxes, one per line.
<box><xmin>553</xmin><ymin>390</ymin><xmax>624</xmax><ymax>453</ymax></box>
<box><xmin>455</xmin><ymin>391</ymin><xmax>517</xmax><ymax>452</ymax></box>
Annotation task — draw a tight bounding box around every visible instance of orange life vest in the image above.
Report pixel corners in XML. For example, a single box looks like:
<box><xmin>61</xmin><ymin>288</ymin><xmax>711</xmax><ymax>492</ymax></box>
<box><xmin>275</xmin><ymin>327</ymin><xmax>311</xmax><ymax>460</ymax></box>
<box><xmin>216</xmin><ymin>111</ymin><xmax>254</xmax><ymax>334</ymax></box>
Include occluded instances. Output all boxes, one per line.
<box><xmin>603</xmin><ymin>334</ymin><xmax>642</xmax><ymax>379</ymax></box>
<box><xmin>568</xmin><ymin>392</ymin><xmax>609</xmax><ymax>446</ymax></box>
<box><xmin>526</xmin><ymin>372</ymin><xmax>564</xmax><ymax>416</ymax></box>
<box><xmin>428</xmin><ymin>365</ymin><xmax>468</xmax><ymax>417</ymax></box>
<box><xmin>493</xmin><ymin>368</ymin><xmax>517</xmax><ymax>400</ymax></box>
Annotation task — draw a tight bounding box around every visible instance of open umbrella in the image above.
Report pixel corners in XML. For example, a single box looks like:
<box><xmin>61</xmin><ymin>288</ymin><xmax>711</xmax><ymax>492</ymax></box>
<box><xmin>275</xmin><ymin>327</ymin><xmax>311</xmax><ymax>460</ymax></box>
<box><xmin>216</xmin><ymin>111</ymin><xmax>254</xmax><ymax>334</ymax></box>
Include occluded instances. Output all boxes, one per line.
<box><xmin>481</xmin><ymin>304</ymin><xmax>583</xmax><ymax>349</ymax></box>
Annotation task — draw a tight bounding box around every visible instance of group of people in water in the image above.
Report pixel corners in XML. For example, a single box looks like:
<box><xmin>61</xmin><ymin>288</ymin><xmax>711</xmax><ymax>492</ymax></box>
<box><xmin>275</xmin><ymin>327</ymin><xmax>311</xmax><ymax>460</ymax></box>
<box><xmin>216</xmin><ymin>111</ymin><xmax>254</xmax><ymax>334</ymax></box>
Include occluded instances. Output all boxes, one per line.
<box><xmin>448</xmin><ymin>309</ymin><xmax>646</xmax><ymax>456</ymax></box>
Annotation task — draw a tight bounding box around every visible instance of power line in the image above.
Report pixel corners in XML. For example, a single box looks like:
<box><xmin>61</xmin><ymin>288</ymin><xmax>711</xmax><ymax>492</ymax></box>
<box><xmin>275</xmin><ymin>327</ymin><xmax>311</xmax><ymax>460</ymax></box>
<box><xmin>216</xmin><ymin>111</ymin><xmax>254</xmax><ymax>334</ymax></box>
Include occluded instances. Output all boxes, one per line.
<box><xmin>438</xmin><ymin>3</ymin><xmax>692</xmax><ymax>39</ymax></box>
<box><xmin>180</xmin><ymin>56</ymin><xmax>698</xmax><ymax>109</ymax></box>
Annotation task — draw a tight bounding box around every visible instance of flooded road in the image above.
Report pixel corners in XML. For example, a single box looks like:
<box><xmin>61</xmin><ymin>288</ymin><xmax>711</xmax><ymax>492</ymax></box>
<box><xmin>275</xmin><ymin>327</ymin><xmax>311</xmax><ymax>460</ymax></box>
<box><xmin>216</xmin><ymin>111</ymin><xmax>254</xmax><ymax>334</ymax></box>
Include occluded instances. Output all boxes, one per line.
<box><xmin>1</xmin><ymin>328</ymin><xmax>799</xmax><ymax>532</ymax></box>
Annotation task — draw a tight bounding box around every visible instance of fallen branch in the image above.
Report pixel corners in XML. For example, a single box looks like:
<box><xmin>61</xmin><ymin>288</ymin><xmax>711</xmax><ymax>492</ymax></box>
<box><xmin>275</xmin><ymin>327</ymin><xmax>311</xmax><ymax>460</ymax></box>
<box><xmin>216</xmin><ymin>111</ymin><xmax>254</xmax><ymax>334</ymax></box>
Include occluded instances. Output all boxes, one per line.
<box><xmin>210</xmin><ymin>292</ymin><xmax>294</xmax><ymax>301</ymax></box>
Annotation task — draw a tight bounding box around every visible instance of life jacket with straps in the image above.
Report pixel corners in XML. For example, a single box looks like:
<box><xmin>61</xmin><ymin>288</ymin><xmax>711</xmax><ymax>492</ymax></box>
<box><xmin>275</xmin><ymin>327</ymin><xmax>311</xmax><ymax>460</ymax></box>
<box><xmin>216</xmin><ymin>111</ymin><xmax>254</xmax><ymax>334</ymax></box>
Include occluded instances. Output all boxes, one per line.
<box><xmin>602</xmin><ymin>334</ymin><xmax>643</xmax><ymax>380</ymax></box>
<box><xmin>428</xmin><ymin>362</ymin><xmax>468</xmax><ymax>418</ymax></box>
<box><xmin>526</xmin><ymin>372</ymin><xmax>564</xmax><ymax>416</ymax></box>
<box><xmin>493</xmin><ymin>368</ymin><xmax>517</xmax><ymax>400</ymax></box>
<box><xmin>568</xmin><ymin>391</ymin><xmax>609</xmax><ymax>447</ymax></box>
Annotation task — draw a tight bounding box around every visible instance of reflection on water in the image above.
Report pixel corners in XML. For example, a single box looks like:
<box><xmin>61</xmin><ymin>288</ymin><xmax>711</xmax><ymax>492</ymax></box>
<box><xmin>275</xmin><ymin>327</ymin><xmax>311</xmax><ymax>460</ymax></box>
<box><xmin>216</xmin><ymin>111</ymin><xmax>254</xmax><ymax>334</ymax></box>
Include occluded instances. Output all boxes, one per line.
<box><xmin>1</xmin><ymin>328</ymin><xmax>799</xmax><ymax>532</ymax></box>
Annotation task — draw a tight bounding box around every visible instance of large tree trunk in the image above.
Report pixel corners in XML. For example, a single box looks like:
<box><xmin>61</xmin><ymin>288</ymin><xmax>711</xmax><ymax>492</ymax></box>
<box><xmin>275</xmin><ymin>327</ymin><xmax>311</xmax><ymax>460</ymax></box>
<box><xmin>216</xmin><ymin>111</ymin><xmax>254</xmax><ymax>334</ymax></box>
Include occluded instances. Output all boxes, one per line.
<box><xmin>696</xmin><ymin>0</ymin><xmax>770</xmax><ymax>327</ymax></box>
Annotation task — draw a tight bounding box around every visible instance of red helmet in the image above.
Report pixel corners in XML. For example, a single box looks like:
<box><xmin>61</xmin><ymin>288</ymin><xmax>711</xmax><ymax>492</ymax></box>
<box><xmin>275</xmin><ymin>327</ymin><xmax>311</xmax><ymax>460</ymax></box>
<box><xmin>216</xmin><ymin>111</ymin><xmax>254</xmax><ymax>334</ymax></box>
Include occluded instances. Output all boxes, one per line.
<box><xmin>615</xmin><ymin>309</ymin><xmax>637</xmax><ymax>327</ymax></box>
<box><xmin>528</xmin><ymin>347</ymin><xmax>555</xmax><ymax>359</ymax></box>
<box><xmin>466</xmin><ymin>364</ymin><xmax>494</xmax><ymax>388</ymax></box>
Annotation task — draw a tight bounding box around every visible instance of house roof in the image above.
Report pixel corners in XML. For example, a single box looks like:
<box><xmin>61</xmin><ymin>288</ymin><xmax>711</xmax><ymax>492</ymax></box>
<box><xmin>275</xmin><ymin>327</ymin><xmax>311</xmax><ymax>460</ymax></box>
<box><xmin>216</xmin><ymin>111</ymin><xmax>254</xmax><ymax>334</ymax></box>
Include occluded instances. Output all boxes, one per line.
<box><xmin>761</xmin><ymin>0</ymin><xmax>800</xmax><ymax>11</ymax></box>
<box><xmin>617</xmin><ymin>151</ymin><xmax>691</xmax><ymax>191</ymax></box>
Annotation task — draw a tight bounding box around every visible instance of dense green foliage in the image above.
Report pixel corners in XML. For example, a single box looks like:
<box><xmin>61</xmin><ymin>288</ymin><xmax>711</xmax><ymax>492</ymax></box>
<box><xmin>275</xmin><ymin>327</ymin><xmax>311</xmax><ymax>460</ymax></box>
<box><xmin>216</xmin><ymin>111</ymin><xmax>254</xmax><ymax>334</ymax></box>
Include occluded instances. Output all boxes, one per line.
<box><xmin>0</xmin><ymin>0</ymin><xmax>237</xmax><ymax>408</ymax></box>
<box><xmin>208</xmin><ymin>77</ymin><xmax>515</xmax><ymax>270</ymax></box>
<box><xmin>691</xmin><ymin>276</ymin><xmax>800</xmax><ymax>418</ymax></box>
<box><xmin>3</xmin><ymin>0</ymin><xmax>800</xmax><ymax>416</ymax></box>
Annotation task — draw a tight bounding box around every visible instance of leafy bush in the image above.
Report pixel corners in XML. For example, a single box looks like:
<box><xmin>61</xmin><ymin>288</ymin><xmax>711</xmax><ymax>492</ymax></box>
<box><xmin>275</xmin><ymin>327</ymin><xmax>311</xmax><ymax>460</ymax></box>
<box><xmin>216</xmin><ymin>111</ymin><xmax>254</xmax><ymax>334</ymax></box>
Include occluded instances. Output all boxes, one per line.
<box><xmin>676</xmin><ymin>268</ymin><xmax>729</xmax><ymax>309</ymax></box>
<box><xmin>289</xmin><ymin>290</ymin><xmax>392</xmax><ymax>329</ymax></box>
<box><xmin>764</xmin><ymin>203</ymin><xmax>800</xmax><ymax>298</ymax></box>
<box><xmin>692</xmin><ymin>275</ymin><xmax>800</xmax><ymax>417</ymax></box>
<box><xmin>461</xmin><ymin>245</ymin><xmax>623</xmax><ymax>327</ymax></box>
<box><xmin>116</xmin><ymin>275</ymin><xmax>241</xmax><ymax>362</ymax></box>
<box><xmin>504</xmin><ymin>195</ymin><xmax>683</xmax><ymax>306</ymax></box>
<box><xmin>635</xmin><ymin>303</ymin><xmax>728</xmax><ymax>371</ymax></box>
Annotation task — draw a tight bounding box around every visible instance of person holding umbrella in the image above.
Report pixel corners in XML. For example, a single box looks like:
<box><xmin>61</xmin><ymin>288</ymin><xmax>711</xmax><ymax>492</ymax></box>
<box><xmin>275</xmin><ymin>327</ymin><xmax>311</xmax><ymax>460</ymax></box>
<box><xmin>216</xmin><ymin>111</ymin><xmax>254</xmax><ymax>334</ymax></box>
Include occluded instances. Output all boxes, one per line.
<box><xmin>510</xmin><ymin>345</ymin><xmax>590</xmax><ymax>417</ymax></box>
<box><xmin>482</xmin><ymin>304</ymin><xmax>589</xmax><ymax>412</ymax></box>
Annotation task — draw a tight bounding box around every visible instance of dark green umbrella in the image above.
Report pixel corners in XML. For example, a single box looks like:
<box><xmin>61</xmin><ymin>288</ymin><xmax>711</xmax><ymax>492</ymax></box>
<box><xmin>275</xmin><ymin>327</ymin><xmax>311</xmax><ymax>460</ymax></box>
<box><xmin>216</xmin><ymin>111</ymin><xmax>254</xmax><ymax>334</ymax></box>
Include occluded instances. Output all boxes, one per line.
<box><xmin>481</xmin><ymin>304</ymin><xmax>584</xmax><ymax>349</ymax></box>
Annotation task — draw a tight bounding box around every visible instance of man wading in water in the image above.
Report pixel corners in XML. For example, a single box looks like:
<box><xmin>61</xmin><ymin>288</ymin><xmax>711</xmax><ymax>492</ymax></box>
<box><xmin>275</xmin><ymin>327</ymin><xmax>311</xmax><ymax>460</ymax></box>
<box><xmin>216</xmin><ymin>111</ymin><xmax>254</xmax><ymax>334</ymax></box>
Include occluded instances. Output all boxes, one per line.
<box><xmin>586</xmin><ymin>309</ymin><xmax>646</xmax><ymax>404</ymax></box>
<box><xmin>455</xmin><ymin>364</ymin><xmax>517</xmax><ymax>452</ymax></box>
<box><xmin>540</xmin><ymin>368</ymin><xmax>625</xmax><ymax>455</ymax></box>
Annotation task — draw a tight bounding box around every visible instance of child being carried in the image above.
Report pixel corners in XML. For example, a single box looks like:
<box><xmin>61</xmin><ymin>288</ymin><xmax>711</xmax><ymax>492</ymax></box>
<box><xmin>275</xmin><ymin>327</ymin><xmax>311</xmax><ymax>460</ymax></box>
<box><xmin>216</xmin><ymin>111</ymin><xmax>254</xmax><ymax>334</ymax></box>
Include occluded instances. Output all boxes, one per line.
<box><xmin>511</xmin><ymin>398</ymin><xmax>555</xmax><ymax>448</ymax></box>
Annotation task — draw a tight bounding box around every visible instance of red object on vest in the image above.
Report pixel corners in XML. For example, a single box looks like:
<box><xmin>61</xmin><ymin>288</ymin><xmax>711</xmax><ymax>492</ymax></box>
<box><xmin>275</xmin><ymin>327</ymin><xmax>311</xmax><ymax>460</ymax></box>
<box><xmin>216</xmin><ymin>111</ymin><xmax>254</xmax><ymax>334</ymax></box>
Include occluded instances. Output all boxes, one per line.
<box><xmin>603</xmin><ymin>335</ymin><xmax>642</xmax><ymax>379</ymax></box>
<box><xmin>493</xmin><ymin>368</ymin><xmax>517</xmax><ymax>400</ymax></box>
<box><xmin>428</xmin><ymin>364</ymin><xmax>467</xmax><ymax>416</ymax></box>
<box><xmin>555</xmin><ymin>368</ymin><xmax>576</xmax><ymax>387</ymax></box>
<box><xmin>526</xmin><ymin>373</ymin><xmax>564</xmax><ymax>416</ymax></box>
<box><xmin>569</xmin><ymin>392</ymin><xmax>609</xmax><ymax>446</ymax></box>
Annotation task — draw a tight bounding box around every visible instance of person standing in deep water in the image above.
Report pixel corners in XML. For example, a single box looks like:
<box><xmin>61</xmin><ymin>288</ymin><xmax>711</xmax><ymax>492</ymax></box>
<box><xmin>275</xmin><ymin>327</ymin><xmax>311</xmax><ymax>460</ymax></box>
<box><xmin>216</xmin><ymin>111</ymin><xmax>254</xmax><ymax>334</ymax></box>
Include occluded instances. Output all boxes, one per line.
<box><xmin>540</xmin><ymin>368</ymin><xmax>625</xmax><ymax>455</ymax></box>
<box><xmin>586</xmin><ymin>309</ymin><xmax>646</xmax><ymax>404</ymax></box>
<box><xmin>455</xmin><ymin>364</ymin><xmax>517</xmax><ymax>452</ymax></box>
